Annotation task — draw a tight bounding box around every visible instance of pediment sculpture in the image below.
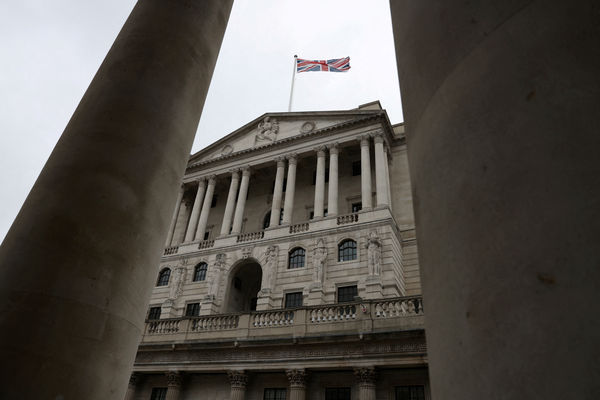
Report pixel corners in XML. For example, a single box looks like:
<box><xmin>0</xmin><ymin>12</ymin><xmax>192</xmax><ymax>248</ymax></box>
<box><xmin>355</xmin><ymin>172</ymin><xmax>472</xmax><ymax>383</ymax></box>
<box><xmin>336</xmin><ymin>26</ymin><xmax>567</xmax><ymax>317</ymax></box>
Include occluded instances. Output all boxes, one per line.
<box><xmin>255</xmin><ymin>116</ymin><xmax>279</xmax><ymax>144</ymax></box>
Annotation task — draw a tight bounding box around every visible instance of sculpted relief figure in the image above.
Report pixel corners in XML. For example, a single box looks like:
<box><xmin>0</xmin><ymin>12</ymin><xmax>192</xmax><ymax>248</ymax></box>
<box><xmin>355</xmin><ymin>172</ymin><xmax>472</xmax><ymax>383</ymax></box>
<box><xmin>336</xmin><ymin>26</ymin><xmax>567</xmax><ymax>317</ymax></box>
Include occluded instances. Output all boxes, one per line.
<box><xmin>263</xmin><ymin>245</ymin><xmax>279</xmax><ymax>290</ymax></box>
<box><xmin>169</xmin><ymin>266</ymin><xmax>187</xmax><ymax>300</ymax></box>
<box><xmin>208</xmin><ymin>254</ymin><xmax>226</xmax><ymax>299</ymax></box>
<box><xmin>255</xmin><ymin>116</ymin><xmax>279</xmax><ymax>144</ymax></box>
<box><xmin>367</xmin><ymin>231</ymin><xmax>382</xmax><ymax>276</ymax></box>
<box><xmin>313</xmin><ymin>239</ymin><xmax>328</xmax><ymax>284</ymax></box>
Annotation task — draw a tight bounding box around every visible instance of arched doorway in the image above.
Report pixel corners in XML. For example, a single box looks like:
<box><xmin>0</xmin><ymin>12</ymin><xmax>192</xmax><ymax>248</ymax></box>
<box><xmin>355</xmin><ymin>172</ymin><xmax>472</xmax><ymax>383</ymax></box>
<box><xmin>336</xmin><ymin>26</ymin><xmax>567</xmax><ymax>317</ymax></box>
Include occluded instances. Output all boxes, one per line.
<box><xmin>224</xmin><ymin>260</ymin><xmax>263</xmax><ymax>313</ymax></box>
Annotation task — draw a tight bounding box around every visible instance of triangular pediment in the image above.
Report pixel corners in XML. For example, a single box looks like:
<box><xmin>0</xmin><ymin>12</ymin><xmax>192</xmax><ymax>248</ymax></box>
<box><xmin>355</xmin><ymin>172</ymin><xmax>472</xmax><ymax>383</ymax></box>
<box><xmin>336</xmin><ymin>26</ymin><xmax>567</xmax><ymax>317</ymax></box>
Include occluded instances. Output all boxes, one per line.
<box><xmin>189</xmin><ymin>107</ymin><xmax>383</xmax><ymax>165</ymax></box>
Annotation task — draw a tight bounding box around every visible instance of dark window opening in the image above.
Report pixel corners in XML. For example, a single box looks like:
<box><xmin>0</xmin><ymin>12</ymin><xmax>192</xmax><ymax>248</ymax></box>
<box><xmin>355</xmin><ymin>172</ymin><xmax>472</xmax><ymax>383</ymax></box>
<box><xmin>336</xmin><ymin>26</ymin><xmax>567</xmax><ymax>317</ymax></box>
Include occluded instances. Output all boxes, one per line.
<box><xmin>352</xmin><ymin>160</ymin><xmax>361</xmax><ymax>176</ymax></box>
<box><xmin>148</xmin><ymin>306</ymin><xmax>161</xmax><ymax>320</ymax></box>
<box><xmin>338</xmin><ymin>239</ymin><xmax>357</xmax><ymax>262</ymax></box>
<box><xmin>285</xmin><ymin>292</ymin><xmax>303</xmax><ymax>308</ymax></box>
<box><xmin>337</xmin><ymin>285</ymin><xmax>358</xmax><ymax>303</ymax></box>
<box><xmin>151</xmin><ymin>388</ymin><xmax>167</xmax><ymax>400</ymax></box>
<box><xmin>309</xmin><ymin>208</ymin><xmax>328</xmax><ymax>219</ymax></box>
<box><xmin>185</xmin><ymin>302</ymin><xmax>200</xmax><ymax>317</ymax></box>
<box><xmin>203</xmin><ymin>231</ymin><xmax>210</xmax><ymax>241</ymax></box>
<box><xmin>325</xmin><ymin>387</ymin><xmax>351</xmax><ymax>400</ymax></box>
<box><xmin>193</xmin><ymin>263</ymin><xmax>207</xmax><ymax>281</ymax></box>
<box><xmin>156</xmin><ymin>268</ymin><xmax>171</xmax><ymax>286</ymax></box>
<box><xmin>264</xmin><ymin>388</ymin><xmax>287</xmax><ymax>400</ymax></box>
<box><xmin>351</xmin><ymin>202</ymin><xmax>362</xmax><ymax>213</ymax></box>
<box><xmin>395</xmin><ymin>386</ymin><xmax>425</xmax><ymax>400</ymax></box>
<box><xmin>263</xmin><ymin>209</ymin><xmax>284</xmax><ymax>229</ymax></box>
<box><xmin>288</xmin><ymin>248</ymin><xmax>306</xmax><ymax>269</ymax></box>
<box><xmin>211</xmin><ymin>195</ymin><xmax>217</xmax><ymax>208</ymax></box>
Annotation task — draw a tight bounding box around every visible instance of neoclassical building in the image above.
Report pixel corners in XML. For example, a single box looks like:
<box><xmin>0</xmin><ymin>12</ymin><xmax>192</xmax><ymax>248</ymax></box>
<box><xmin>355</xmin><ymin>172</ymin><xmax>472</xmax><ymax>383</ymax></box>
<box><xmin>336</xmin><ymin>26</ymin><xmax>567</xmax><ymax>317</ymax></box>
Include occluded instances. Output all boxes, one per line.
<box><xmin>127</xmin><ymin>101</ymin><xmax>429</xmax><ymax>400</ymax></box>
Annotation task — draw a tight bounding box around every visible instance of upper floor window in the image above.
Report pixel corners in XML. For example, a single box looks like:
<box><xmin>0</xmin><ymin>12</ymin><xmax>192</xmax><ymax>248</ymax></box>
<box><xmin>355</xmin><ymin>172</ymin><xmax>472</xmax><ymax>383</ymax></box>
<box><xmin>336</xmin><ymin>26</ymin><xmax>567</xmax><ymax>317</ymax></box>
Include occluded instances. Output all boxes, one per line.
<box><xmin>351</xmin><ymin>202</ymin><xmax>362</xmax><ymax>213</ymax></box>
<box><xmin>193</xmin><ymin>263</ymin><xmax>207</xmax><ymax>281</ymax></box>
<box><xmin>148</xmin><ymin>306</ymin><xmax>161</xmax><ymax>320</ymax></box>
<box><xmin>352</xmin><ymin>160</ymin><xmax>361</xmax><ymax>176</ymax></box>
<box><xmin>338</xmin><ymin>239</ymin><xmax>357</xmax><ymax>262</ymax></box>
<box><xmin>151</xmin><ymin>388</ymin><xmax>167</xmax><ymax>400</ymax></box>
<box><xmin>156</xmin><ymin>268</ymin><xmax>171</xmax><ymax>286</ymax></box>
<box><xmin>185</xmin><ymin>302</ymin><xmax>200</xmax><ymax>317</ymax></box>
<box><xmin>325</xmin><ymin>387</ymin><xmax>351</xmax><ymax>400</ymax></box>
<box><xmin>264</xmin><ymin>388</ymin><xmax>287</xmax><ymax>400</ymax></box>
<box><xmin>337</xmin><ymin>285</ymin><xmax>358</xmax><ymax>303</ymax></box>
<box><xmin>288</xmin><ymin>247</ymin><xmax>306</xmax><ymax>269</ymax></box>
<box><xmin>285</xmin><ymin>292</ymin><xmax>303</xmax><ymax>308</ymax></box>
<box><xmin>395</xmin><ymin>386</ymin><xmax>425</xmax><ymax>400</ymax></box>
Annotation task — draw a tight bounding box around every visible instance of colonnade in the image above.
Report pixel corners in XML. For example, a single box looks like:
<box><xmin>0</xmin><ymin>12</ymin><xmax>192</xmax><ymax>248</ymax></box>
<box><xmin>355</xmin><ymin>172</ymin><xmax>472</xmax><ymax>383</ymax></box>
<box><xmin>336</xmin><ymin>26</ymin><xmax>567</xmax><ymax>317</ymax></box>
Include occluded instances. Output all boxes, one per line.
<box><xmin>165</xmin><ymin>132</ymin><xmax>391</xmax><ymax>247</ymax></box>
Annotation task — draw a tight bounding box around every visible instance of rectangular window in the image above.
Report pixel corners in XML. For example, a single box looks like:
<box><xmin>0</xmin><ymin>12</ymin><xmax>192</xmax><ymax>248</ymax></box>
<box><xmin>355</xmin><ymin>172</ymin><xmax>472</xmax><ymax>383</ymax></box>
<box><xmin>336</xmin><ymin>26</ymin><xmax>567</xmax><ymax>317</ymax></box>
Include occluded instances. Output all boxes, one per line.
<box><xmin>351</xmin><ymin>202</ymin><xmax>362</xmax><ymax>213</ymax></box>
<box><xmin>264</xmin><ymin>388</ymin><xmax>286</xmax><ymax>400</ymax></box>
<box><xmin>203</xmin><ymin>230</ymin><xmax>210</xmax><ymax>241</ymax></box>
<box><xmin>185</xmin><ymin>302</ymin><xmax>200</xmax><ymax>317</ymax></box>
<box><xmin>148</xmin><ymin>306</ymin><xmax>161</xmax><ymax>320</ymax></box>
<box><xmin>150</xmin><ymin>388</ymin><xmax>167</xmax><ymax>400</ymax></box>
<box><xmin>325</xmin><ymin>387</ymin><xmax>351</xmax><ymax>400</ymax></box>
<box><xmin>352</xmin><ymin>161</ymin><xmax>361</xmax><ymax>176</ymax></box>
<box><xmin>337</xmin><ymin>285</ymin><xmax>358</xmax><ymax>303</ymax></box>
<box><xmin>285</xmin><ymin>292</ymin><xmax>303</xmax><ymax>308</ymax></box>
<box><xmin>395</xmin><ymin>386</ymin><xmax>425</xmax><ymax>400</ymax></box>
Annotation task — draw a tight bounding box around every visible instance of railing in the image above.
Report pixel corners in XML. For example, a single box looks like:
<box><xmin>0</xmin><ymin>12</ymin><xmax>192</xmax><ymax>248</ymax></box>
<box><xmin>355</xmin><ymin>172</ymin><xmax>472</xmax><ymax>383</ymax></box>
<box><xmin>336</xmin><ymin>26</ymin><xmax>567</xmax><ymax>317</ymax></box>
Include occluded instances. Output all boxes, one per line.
<box><xmin>289</xmin><ymin>222</ymin><xmax>309</xmax><ymax>234</ymax></box>
<box><xmin>237</xmin><ymin>230</ymin><xmax>265</xmax><ymax>243</ymax></box>
<box><xmin>164</xmin><ymin>245</ymin><xmax>179</xmax><ymax>255</ymax></box>
<box><xmin>198</xmin><ymin>239</ymin><xmax>215</xmax><ymax>250</ymax></box>
<box><xmin>143</xmin><ymin>296</ymin><xmax>424</xmax><ymax>342</ymax></box>
<box><xmin>337</xmin><ymin>213</ymin><xmax>359</xmax><ymax>225</ymax></box>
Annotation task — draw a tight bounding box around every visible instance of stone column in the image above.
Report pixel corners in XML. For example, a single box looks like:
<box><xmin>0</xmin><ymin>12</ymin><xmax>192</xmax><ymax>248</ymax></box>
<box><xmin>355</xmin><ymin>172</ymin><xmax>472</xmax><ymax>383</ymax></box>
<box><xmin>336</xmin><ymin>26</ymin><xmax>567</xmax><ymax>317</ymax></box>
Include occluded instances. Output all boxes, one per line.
<box><xmin>227</xmin><ymin>370</ymin><xmax>248</xmax><ymax>400</ymax></box>
<box><xmin>373</xmin><ymin>132</ymin><xmax>389</xmax><ymax>207</ymax></box>
<box><xmin>286</xmin><ymin>369</ymin><xmax>307</xmax><ymax>400</ymax></box>
<box><xmin>282</xmin><ymin>154</ymin><xmax>298</xmax><ymax>224</ymax></box>
<box><xmin>313</xmin><ymin>146</ymin><xmax>327</xmax><ymax>218</ymax></box>
<box><xmin>195</xmin><ymin>175</ymin><xmax>216</xmax><ymax>240</ymax></box>
<box><xmin>220</xmin><ymin>170</ymin><xmax>240</xmax><ymax>235</ymax></box>
<box><xmin>231</xmin><ymin>167</ymin><xmax>251</xmax><ymax>234</ymax></box>
<box><xmin>359</xmin><ymin>135</ymin><xmax>373</xmax><ymax>209</ymax></box>
<box><xmin>124</xmin><ymin>372</ymin><xmax>139</xmax><ymax>400</ymax></box>
<box><xmin>391</xmin><ymin>2</ymin><xmax>600</xmax><ymax>400</ymax></box>
<box><xmin>184</xmin><ymin>179</ymin><xmax>206</xmax><ymax>242</ymax></box>
<box><xmin>165</xmin><ymin>185</ymin><xmax>185</xmax><ymax>247</ymax></box>
<box><xmin>384</xmin><ymin>146</ymin><xmax>392</xmax><ymax>211</ymax></box>
<box><xmin>269</xmin><ymin>157</ymin><xmax>286</xmax><ymax>227</ymax></box>
<box><xmin>0</xmin><ymin>2</ymin><xmax>233</xmax><ymax>399</ymax></box>
<box><xmin>354</xmin><ymin>367</ymin><xmax>376</xmax><ymax>400</ymax></box>
<box><xmin>165</xmin><ymin>371</ymin><xmax>182</xmax><ymax>400</ymax></box>
<box><xmin>327</xmin><ymin>143</ymin><xmax>339</xmax><ymax>216</ymax></box>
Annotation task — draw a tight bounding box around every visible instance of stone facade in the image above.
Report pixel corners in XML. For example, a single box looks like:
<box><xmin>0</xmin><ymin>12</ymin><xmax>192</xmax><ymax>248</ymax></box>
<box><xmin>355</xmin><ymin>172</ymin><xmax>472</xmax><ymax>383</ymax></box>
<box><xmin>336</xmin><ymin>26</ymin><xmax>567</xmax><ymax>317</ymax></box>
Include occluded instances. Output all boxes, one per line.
<box><xmin>130</xmin><ymin>102</ymin><xmax>429</xmax><ymax>400</ymax></box>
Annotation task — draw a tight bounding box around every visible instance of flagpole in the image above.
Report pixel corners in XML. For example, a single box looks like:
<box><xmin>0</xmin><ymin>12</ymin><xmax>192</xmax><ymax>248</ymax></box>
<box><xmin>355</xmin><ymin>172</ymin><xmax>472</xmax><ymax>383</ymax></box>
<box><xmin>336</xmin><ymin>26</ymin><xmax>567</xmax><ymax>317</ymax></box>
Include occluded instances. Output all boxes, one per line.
<box><xmin>288</xmin><ymin>55</ymin><xmax>297</xmax><ymax>112</ymax></box>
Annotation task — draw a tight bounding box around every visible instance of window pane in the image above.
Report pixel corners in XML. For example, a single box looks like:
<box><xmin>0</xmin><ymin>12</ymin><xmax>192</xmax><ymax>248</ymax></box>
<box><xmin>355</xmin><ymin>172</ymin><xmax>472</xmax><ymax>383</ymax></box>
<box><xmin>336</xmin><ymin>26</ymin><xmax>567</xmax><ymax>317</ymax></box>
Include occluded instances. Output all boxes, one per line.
<box><xmin>288</xmin><ymin>248</ymin><xmax>305</xmax><ymax>269</ymax></box>
<box><xmin>194</xmin><ymin>263</ymin><xmax>207</xmax><ymax>281</ymax></box>
<box><xmin>148</xmin><ymin>307</ymin><xmax>161</xmax><ymax>320</ymax></box>
<box><xmin>157</xmin><ymin>269</ymin><xmax>170</xmax><ymax>286</ymax></box>
<box><xmin>185</xmin><ymin>303</ymin><xmax>200</xmax><ymax>317</ymax></box>
<box><xmin>325</xmin><ymin>387</ymin><xmax>351</xmax><ymax>400</ymax></box>
<box><xmin>395</xmin><ymin>386</ymin><xmax>425</xmax><ymax>400</ymax></box>
<box><xmin>338</xmin><ymin>240</ymin><xmax>357</xmax><ymax>262</ymax></box>
<box><xmin>338</xmin><ymin>285</ymin><xmax>358</xmax><ymax>303</ymax></box>
<box><xmin>285</xmin><ymin>292</ymin><xmax>303</xmax><ymax>308</ymax></box>
<box><xmin>264</xmin><ymin>388</ymin><xmax>286</xmax><ymax>400</ymax></box>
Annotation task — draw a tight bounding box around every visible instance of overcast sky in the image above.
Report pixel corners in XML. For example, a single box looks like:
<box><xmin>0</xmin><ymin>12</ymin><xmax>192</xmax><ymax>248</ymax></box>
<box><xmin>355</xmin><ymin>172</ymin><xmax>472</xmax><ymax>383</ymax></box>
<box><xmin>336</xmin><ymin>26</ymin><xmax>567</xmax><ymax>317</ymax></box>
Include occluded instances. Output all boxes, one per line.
<box><xmin>0</xmin><ymin>0</ymin><xmax>403</xmax><ymax>241</ymax></box>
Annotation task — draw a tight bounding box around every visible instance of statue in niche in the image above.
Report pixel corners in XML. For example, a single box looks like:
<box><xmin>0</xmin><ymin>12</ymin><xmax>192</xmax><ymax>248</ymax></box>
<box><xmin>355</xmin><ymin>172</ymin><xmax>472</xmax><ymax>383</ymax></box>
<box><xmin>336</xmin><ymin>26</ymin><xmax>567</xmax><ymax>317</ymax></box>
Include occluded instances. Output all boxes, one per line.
<box><xmin>169</xmin><ymin>267</ymin><xmax>187</xmax><ymax>300</ymax></box>
<box><xmin>208</xmin><ymin>254</ymin><xmax>226</xmax><ymax>300</ymax></box>
<box><xmin>256</xmin><ymin>116</ymin><xmax>279</xmax><ymax>143</ymax></box>
<box><xmin>313</xmin><ymin>239</ymin><xmax>328</xmax><ymax>284</ymax></box>
<box><xmin>367</xmin><ymin>231</ymin><xmax>382</xmax><ymax>276</ymax></box>
<box><xmin>263</xmin><ymin>245</ymin><xmax>279</xmax><ymax>289</ymax></box>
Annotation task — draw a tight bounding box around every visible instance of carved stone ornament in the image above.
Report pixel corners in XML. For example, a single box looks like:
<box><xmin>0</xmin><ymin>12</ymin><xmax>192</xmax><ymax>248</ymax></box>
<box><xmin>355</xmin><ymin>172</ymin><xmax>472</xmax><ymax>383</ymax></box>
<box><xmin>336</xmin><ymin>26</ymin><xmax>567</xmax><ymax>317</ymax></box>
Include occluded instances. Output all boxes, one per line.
<box><xmin>366</xmin><ymin>231</ymin><xmax>382</xmax><ymax>276</ymax></box>
<box><xmin>169</xmin><ymin>267</ymin><xmax>187</xmax><ymax>300</ymax></box>
<box><xmin>242</xmin><ymin>246</ymin><xmax>253</xmax><ymax>259</ymax></box>
<box><xmin>286</xmin><ymin>369</ymin><xmax>307</xmax><ymax>387</ymax></box>
<box><xmin>264</xmin><ymin>245</ymin><xmax>279</xmax><ymax>289</ymax></box>
<box><xmin>255</xmin><ymin>116</ymin><xmax>279</xmax><ymax>144</ymax></box>
<box><xmin>165</xmin><ymin>371</ymin><xmax>182</xmax><ymax>387</ymax></box>
<box><xmin>300</xmin><ymin>121</ymin><xmax>315</xmax><ymax>133</ymax></box>
<box><xmin>208</xmin><ymin>254</ymin><xmax>226</xmax><ymax>299</ymax></box>
<box><xmin>227</xmin><ymin>370</ymin><xmax>248</xmax><ymax>388</ymax></box>
<box><xmin>221</xmin><ymin>144</ymin><xmax>233</xmax><ymax>156</ymax></box>
<box><xmin>313</xmin><ymin>239</ymin><xmax>328</xmax><ymax>284</ymax></box>
<box><xmin>354</xmin><ymin>367</ymin><xmax>377</xmax><ymax>385</ymax></box>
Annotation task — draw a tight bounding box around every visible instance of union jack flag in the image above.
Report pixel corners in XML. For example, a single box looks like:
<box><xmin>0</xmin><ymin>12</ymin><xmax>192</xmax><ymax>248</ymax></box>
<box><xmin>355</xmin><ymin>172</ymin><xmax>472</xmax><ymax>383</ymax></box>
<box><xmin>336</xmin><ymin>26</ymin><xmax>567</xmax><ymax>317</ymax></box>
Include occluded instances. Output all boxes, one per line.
<box><xmin>296</xmin><ymin>57</ymin><xmax>351</xmax><ymax>73</ymax></box>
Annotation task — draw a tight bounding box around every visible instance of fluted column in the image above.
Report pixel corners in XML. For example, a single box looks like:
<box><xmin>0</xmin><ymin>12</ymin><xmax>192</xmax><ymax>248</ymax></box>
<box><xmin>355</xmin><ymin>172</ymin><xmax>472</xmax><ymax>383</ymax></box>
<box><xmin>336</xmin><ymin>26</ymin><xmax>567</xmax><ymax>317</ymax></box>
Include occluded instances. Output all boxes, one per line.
<box><xmin>354</xmin><ymin>367</ymin><xmax>377</xmax><ymax>400</ymax></box>
<box><xmin>195</xmin><ymin>175</ymin><xmax>216</xmax><ymax>240</ymax></box>
<box><xmin>227</xmin><ymin>370</ymin><xmax>248</xmax><ymax>400</ymax></box>
<box><xmin>269</xmin><ymin>158</ymin><xmax>286</xmax><ymax>227</ymax></box>
<box><xmin>165</xmin><ymin>185</ymin><xmax>184</xmax><ymax>246</ymax></box>
<box><xmin>282</xmin><ymin>154</ymin><xmax>298</xmax><ymax>224</ymax></box>
<box><xmin>359</xmin><ymin>135</ymin><xmax>373</xmax><ymax>209</ymax></box>
<box><xmin>313</xmin><ymin>146</ymin><xmax>327</xmax><ymax>218</ymax></box>
<box><xmin>373</xmin><ymin>132</ymin><xmax>389</xmax><ymax>207</ymax></box>
<box><xmin>0</xmin><ymin>2</ymin><xmax>233</xmax><ymax>399</ymax></box>
<box><xmin>231</xmin><ymin>167</ymin><xmax>251</xmax><ymax>234</ymax></box>
<box><xmin>327</xmin><ymin>143</ymin><xmax>339</xmax><ymax>216</ymax></box>
<box><xmin>124</xmin><ymin>372</ymin><xmax>139</xmax><ymax>400</ymax></box>
<box><xmin>184</xmin><ymin>179</ymin><xmax>206</xmax><ymax>242</ymax></box>
<box><xmin>220</xmin><ymin>170</ymin><xmax>240</xmax><ymax>235</ymax></box>
<box><xmin>165</xmin><ymin>371</ymin><xmax>183</xmax><ymax>400</ymax></box>
<box><xmin>286</xmin><ymin>369</ymin><xmax>307</xmax><ymax>400</ymax></box>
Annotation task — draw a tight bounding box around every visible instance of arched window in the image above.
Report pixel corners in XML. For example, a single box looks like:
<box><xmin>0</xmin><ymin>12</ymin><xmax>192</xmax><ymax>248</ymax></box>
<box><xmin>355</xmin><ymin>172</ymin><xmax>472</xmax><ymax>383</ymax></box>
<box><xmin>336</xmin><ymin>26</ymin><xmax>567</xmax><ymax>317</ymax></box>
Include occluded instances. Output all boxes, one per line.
<box><xmin>263</xmin><ymin>209</ymin><xmax>284</xmax><ymax>229</ymax></box>
<box><xmin>193</xmin><ymin>262</ymin><xmax>207</xmax><ymax>282</ymax></box>
<box><xmin>288</xmin><ymin>247</ymin><xmax>306</xmax><ymax>269</ymax></box>
<box><xmin>338</xmin><ymin>239</ymin><xmax>357</xmax><ymax>262</ymax></box>
<box><xmin>156</xmin><ymin>268</ymin><xmax>171</xmax><ymax>286</ymax></box>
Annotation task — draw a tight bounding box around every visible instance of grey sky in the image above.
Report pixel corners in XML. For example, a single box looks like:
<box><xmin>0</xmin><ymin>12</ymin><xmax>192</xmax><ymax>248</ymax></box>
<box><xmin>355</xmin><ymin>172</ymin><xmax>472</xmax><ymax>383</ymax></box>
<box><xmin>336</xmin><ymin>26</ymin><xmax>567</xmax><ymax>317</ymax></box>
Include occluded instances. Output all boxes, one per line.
<box><xmin>0</xmin><ymin>0</ymin><xmax>403</xmax><ymax>241</ymax></box>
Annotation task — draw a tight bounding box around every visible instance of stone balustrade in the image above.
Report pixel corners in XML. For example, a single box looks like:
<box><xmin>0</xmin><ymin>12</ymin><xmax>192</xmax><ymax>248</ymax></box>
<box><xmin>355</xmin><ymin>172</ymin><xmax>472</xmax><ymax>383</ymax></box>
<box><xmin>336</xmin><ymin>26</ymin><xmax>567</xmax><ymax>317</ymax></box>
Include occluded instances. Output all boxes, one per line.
<box><xmin>236</xmin><ymin>230</ymin><xmax>265</xmax><ymax>243</ymax></box>
<box><xmin>142</xmin><ymin>296</ymin><xmax>424</xmax><ymax>344</ymax></box>
<box><xmin>198</xmin><ymin>239</ymin><xmax>215</xmax><ymax>249</ymax></box>
<box><xmin>337</xmin><ymin>212</ymin><xmax>359</xmax><ymax>225</ymax></box>
<box><xmin>289</xmin><ymin>222</ymin><xmax>309</xmax><ymax>234</ymax></box>
<box><xmin>164</xmin><ymin>245</ymin><xmax>179</xmax><ymax>255</ymax></box>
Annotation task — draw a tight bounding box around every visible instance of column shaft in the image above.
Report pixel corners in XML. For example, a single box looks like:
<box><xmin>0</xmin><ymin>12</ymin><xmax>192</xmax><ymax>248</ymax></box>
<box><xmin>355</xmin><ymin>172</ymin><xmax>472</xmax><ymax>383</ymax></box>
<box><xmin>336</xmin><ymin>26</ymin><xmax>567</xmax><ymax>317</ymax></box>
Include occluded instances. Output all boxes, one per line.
<box><xmin>282</xmin><ymin>155</ymin><xmax>297</xmax><ymax>224</ymax></box>
<box><xmin>286</xmin><ymin>369</ymin><xmax>307</xmax><ymax>400</ymax></box>
<box><xmin>220</xmin><ymin>171</ymin><xmax>240</xmax><ymax>235</ymax></box>
<box><xmin>231</xmin><ymin>168</ymin><xmax>250</xmax><ymax>234</ymax></box>
<box><xmin>374</xmin><ymin>133</ymin><xmax>389</xmax><ymax>207</ymax></box>
<box><xmin>165</xmin><ymin>185</ymin><xmax>184</xmax><ymax>246</ymax></box>
<box><xmin>360</xmin><ymin>135</ymin><xmax>373</xmax><ymax>209</ymax></box>
<box><xmin>228</xmin><ymin>371</ymin><xmax>247</xmax><ymax>400</ymax></box>
<box><xmin>384</xmin><ymin>147</ymin><xmax>392</xmax><ymax>211</ymax></box>
<box><xmin>0</xmin><ymin>1</ymin><xmax>232</xmax><ymax>399</ymax></box>
<box><xmin>354</xmin><ymin>368</ymin><xmax>376</xmax><ymax>400</ymax></box>
<box><xmin>195</xmin><ymin>176</ymin><xmax>216</xmax><ymax>240</ymax></box>
<box><xmin>328</xmin><ymin>144</ymin><xmax>339</xmax><ymax>216</ymax></box>
<box><xmin>184</xmin><ymin>179</ymin><xmax>206</xmax><ymax>242</ymax></box>
<box><xmin>165</xmin><ymin>372</ymin><xmax>182</xmax><ymax>400</ymax></box>
<box><xmin>269</xmin><ymin>158</ymin><xmax>286</xmax><ymax>227</ymax></box>
<box><xmin>313</xmin><ymin>147</ymin><xmax>326</xmax><ymax>218</ymax></box>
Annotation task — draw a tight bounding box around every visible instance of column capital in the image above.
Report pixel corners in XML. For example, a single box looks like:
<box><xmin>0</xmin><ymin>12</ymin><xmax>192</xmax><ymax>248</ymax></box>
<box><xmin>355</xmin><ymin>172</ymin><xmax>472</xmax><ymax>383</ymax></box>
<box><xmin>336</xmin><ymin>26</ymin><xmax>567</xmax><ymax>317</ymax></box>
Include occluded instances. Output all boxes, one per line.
<box><xmin>314</xmin><ymin>145</ymin><xmax>327</xmax><ymax>157</ymax></box>
<box><xmin>328</xmin><ymin>142</ymin><xmax>340</xmax><ymax>155</ymax></box>
<box><xmin>195</xmin><ymin>177</ymin><xmax>207</xmax><ymax>185</ymax></box>
<box><xmin>229</xmin><ymin>168</ymin><xmax>241</xmax><ymax>177</ymax></box>
<box><xmin>275</xmin><ymin>156</ymin><xmax>286</xmax><ymax>168</ymax></box>
<box><xmin>353</xmin><ymin>367</ymin><xmax>377</xmax><ymax>385</ymax></box>
<box><xmin>286</xmin><ymin>369</ymin><xmax>308</xmax><ymax>388</ymax></box>
<box><xmin>287</xmin><ymin>153</ymin><xmax>298</xmax><ymax>165</ymax></box>
<box><xmin>358</xmin><ymin>134</ymin><xmax>371</xmax><ymax>146</ymax></box>
<box><xmin>373</xmin><ymin>131</ymin><xmax>385</xmax><ymax>144</ymax></box>
<box><xmin>165</xmin><ymin>371</ymin><xmax>183</xmax><ymax>387</ymax></box>
<box><xmin>207</xmin><ymin>175</ymin><xmax>217</xmax><ymax>185</ymax></box>
<box><xmin>129</xmin><ymin>372</ymin><xmax>140</xmax><ymax>387</ymax></box>
<box><xmin>227</xmin><ymin>370</ymin><xmax>248</xmax><ymax>389</ymax></box>
<box><xmin>241</xmin><ymin>165</ymin><xmax>252</xmax><ymax>176</ymax></box>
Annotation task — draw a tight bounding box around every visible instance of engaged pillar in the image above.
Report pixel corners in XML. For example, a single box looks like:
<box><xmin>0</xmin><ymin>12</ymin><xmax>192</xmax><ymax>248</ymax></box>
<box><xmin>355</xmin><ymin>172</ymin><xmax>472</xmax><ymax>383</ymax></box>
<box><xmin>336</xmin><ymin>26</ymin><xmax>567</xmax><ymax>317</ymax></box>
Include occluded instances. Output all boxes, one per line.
<box><xmin>227</xmin><ymin>370</ymin><xmax>248</xmax><ymax>400</ymax></box>
<box><xmin>165</xmin><ymin>371</ymin><xmax>183</xmax><ymax>400</ymax></box>
<box><xmin>286</xmin><ymin>369</ymin><xmax>307</xmax><ymax>400</ymax></box>
<box><xmin>354</xmin><ymin>367</ymin><xmax>376</xmax><ymax>400</ymax></box>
